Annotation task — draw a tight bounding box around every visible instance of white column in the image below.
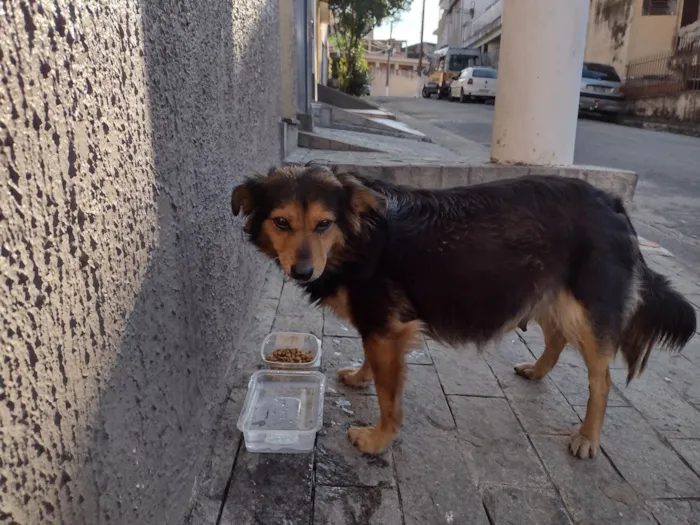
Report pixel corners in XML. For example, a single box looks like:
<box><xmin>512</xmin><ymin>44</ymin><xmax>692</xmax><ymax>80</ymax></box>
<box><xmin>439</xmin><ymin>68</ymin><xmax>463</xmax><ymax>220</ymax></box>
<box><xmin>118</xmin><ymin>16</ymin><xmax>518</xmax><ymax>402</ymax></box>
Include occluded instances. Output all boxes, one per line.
<box><xmin>491</xmin><ymin>0</ymin><xmax>590</xmax><ymax>166</ymax></box>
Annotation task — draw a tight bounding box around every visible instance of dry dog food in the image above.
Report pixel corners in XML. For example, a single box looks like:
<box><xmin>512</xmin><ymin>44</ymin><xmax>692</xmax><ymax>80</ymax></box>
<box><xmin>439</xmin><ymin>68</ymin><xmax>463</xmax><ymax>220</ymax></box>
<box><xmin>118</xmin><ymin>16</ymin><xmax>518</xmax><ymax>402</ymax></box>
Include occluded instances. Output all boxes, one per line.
<box><xmin>268</xmin><ymin>348</ymin><xmax>314</xmax><ymax>363</ymax></box>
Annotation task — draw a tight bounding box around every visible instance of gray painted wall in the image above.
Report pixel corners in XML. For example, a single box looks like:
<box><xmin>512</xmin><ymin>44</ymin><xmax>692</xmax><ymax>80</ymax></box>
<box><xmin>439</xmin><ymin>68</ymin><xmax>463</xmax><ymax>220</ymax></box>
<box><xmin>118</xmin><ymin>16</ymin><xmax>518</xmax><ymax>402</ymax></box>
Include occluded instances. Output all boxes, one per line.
<box><xmin>0</xmin><ymin>1</ymin><xmax>281</xmax><ymax>523</ymax></box>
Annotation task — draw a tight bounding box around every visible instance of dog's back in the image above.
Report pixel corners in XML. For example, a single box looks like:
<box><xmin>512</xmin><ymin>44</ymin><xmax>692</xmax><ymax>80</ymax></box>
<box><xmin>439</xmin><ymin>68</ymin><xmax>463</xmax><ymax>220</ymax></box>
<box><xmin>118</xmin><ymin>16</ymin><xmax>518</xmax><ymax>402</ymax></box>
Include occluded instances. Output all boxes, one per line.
<box><xmin>357</xmin><ymin>177</ymin><xmax>633</xmax><ymax>343</ymax></box>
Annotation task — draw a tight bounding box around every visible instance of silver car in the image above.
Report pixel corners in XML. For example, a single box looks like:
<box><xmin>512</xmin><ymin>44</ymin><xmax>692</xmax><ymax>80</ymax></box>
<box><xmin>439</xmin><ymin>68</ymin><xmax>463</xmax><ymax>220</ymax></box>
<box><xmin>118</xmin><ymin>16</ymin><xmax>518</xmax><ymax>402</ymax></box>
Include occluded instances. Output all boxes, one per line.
<box><xmin>579</xmin><ymin>62</ymin><xmax>625</xmax><ymax>120</ymax></box>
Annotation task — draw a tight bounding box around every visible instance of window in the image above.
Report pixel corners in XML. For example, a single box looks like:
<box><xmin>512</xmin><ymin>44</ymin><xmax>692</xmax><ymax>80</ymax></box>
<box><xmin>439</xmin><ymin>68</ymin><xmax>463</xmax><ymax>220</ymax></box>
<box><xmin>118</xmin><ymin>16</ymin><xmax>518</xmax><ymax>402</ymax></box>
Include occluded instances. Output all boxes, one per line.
<box><xmin>642</xmin><ymin>0</ymin><xmax>677</xmax><ymax>16</ymax></box>
<box><xmin>582</xmin><ymin>63</ymin><xmax>621</xmax><ymax>82</ymax></box>
<box><xmin>472</xmin><ymin>68</ymin><xmax>498</xmax><ymax>79</ymax></box>
<box><xmin>448</xmin><ymin>54</ymin><xmax>479</xmax><ymax>72</ymax></box>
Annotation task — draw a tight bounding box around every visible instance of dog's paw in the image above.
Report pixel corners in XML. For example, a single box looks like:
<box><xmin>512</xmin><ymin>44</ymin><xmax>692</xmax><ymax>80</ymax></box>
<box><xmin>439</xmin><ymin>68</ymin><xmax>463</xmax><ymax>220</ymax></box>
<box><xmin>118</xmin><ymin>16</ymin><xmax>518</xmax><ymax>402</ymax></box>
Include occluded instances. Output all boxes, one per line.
<box><xmin>337</xmin><ymin>367</ymin><xmax>372</xmax><ymax>388</ymax></box>
<box><xmin>569</xmin><ymin>426</ymin><xmax>600</xmax><ymax>459</ymax></box>
<box><xmin>514</xmin><ymin>362</ymin><xmax>544</xmax><ymax>380</ymax></box>
<box><xmin>348</xmin><ymin>426</ymin><xmax>394</xmax><ymax>455</ymax></box>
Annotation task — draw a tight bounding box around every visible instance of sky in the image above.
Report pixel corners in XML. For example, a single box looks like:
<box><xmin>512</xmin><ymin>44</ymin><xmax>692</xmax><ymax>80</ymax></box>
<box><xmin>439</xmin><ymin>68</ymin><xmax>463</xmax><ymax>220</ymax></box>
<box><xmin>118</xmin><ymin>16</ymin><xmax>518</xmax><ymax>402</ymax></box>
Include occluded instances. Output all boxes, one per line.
<box><xmin>373</xmin><ymin>0</ymin><xmax>440</xmax><ymax>46</ymax></box>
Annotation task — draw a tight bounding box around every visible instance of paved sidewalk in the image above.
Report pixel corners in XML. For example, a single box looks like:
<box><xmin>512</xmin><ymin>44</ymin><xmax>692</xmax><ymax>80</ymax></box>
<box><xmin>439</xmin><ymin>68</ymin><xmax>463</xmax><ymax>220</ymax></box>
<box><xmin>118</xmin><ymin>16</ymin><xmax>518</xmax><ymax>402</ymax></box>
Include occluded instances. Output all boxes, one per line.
<box><xmin>189</xmin><ymin>251</ymin><xmax>700</xmax><ymax>525</ymax></box>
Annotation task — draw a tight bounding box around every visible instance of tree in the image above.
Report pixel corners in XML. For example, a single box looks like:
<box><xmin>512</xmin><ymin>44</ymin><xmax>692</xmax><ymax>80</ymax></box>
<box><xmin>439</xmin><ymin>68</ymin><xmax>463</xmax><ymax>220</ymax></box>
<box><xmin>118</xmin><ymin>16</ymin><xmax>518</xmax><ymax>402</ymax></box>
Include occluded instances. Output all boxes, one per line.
<box><xmin>329</xmin><ymin>0</ymin><xmax>412</xmax><ymax>96</ymax></box>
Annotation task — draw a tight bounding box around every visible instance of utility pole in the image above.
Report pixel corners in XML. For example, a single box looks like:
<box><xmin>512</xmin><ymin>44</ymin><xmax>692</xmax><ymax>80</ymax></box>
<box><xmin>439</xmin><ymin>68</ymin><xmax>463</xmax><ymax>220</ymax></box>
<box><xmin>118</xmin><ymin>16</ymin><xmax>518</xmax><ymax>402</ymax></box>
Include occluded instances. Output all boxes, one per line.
<box><xmin>416</xmin><ymin>0</ymin><xmax>426</xmax><ymax>97</ymax></box>
<box><xmin>385</xmin><ymin>18</ymin><xmax>394</xmax><ymax>96</ymax></box>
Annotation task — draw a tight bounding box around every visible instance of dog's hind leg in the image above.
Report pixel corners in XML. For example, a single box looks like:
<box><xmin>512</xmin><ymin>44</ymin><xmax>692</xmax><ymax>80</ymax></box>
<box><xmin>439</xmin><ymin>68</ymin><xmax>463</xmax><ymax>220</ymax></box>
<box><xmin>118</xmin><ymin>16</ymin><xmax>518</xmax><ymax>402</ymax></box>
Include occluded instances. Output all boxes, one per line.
<box><xmin>514</xmin><ymin>322</ymin><xmax>567</xmax><ymax>380</ymax></box>
<box><xmin>569</xmin><ymin>340</ymin><xmax>613</xmax><ymax>459</ymax></box>
<box><xmin>348</xmin><ymin>320</ymin><xmax>421</xmax><ymax>454</ymax></box>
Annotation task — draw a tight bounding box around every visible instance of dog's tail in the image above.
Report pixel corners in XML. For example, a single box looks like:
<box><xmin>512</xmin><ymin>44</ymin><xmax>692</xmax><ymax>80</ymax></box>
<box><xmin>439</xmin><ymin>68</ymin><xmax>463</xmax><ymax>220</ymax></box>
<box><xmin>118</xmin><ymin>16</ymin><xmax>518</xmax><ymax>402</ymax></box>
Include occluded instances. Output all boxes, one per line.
<box><xmin>620</xmin><ymin>263</ymin><xmax>696</xmax><ymax>383</ymax></box>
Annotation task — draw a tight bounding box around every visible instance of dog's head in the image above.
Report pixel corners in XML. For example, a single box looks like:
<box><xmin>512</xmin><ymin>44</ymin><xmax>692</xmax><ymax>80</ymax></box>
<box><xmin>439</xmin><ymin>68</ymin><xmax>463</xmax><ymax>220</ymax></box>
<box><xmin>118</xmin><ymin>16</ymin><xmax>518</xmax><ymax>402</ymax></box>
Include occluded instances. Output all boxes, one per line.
<box><xmin>231</xmin><ymin>165</ymin><xmax>385</xmax><ymax>282</ymax></box>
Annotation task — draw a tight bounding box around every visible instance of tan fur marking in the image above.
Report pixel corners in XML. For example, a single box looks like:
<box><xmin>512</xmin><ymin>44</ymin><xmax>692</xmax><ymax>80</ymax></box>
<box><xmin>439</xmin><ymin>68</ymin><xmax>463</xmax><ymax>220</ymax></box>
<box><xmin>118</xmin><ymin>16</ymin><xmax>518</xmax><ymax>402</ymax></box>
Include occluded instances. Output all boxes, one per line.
<box><xmin>262</xmin><ymin>202</ymin><xmax>305</xmax><ymax>274</ymax></box>
<box><xmin>514</xmin><ymin>322</ymin><xmax>567</xmax><ymax>380</ymax></box>
<box><xmin>528</xmin><ymin>291</ymin><xmax>612</xmax><ymax>459</ymax></box>
<box><xmin>322</xmin><ymin>287</ymin><xmax>352</xmax><ymax>323</ymax></box>
<box><xmin>347</xmin><ymin>319</ymin><xmax>422</xmax><ymax>454</ymax></box>
<box><xmin>261</xmin><ymin>200</ymin><xmax>345</xmax><ymax>278</ymax></box>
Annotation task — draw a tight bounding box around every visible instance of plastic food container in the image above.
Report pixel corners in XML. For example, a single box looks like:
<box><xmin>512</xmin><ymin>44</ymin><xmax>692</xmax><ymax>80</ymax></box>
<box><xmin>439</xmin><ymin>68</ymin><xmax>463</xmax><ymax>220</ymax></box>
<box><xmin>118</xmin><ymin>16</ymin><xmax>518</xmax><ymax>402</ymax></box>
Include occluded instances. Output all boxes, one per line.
<box><xmin>260</xmin><ymin>332</ymin><xmax>322</xmax><ymax>370</ymax></box>
<box><xmin>237</xmin><ymin>370</ymin><xmax>326</xmax><ymax>453</ymax></box>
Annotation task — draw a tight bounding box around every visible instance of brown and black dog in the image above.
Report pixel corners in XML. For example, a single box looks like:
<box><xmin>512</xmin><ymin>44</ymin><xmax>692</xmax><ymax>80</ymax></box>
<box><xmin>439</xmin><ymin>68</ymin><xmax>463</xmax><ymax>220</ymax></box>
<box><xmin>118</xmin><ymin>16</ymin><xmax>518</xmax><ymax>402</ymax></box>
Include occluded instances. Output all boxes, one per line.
<box><xmin>232</xmin><ymin>164</ymin><xmax>696</xmax><ymax>458</ymax></box>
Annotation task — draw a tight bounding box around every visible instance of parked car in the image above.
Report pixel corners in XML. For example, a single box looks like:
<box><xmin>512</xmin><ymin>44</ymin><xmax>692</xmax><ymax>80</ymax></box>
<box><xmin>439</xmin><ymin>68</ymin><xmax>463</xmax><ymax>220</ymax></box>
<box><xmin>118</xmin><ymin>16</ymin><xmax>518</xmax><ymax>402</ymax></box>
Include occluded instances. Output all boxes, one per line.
<box><xmin>422</xmin><ymin>47</ymin><xmax>482</xmax><ymax>99</ymax></box>
<box><xmin>449</xmin><ymin>67</ymin><xmax>498</xmax><ymax>103</ymax></box>
<box><xmin>579</xmin><ymin>62</ymin><xmax>625</xmax><ymax>120</ymax></box>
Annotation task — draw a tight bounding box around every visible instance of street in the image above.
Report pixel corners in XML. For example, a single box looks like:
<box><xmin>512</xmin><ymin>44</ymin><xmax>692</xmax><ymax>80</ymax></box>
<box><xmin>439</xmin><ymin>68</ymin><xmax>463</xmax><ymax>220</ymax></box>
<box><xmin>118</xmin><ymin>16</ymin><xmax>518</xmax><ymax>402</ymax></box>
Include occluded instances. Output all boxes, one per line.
<box><xmin>373</xmin><ymin>97</ymin><xmax>700</xmax><ymax>274</ymax></box>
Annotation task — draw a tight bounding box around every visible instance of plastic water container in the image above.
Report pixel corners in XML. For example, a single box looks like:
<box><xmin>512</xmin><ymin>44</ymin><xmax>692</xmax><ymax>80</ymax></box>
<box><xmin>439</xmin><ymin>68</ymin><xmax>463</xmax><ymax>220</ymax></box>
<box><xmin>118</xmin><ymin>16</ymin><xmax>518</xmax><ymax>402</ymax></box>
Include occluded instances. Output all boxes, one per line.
<box><xmin>237</xmin><ymin>370</ymin><xmax>326</xmax><ymax>453</ymax></box>
<box><xmin>260</xmin><ymin>332</ymin><xmax>321</xmax><ymax>370</ymax></box>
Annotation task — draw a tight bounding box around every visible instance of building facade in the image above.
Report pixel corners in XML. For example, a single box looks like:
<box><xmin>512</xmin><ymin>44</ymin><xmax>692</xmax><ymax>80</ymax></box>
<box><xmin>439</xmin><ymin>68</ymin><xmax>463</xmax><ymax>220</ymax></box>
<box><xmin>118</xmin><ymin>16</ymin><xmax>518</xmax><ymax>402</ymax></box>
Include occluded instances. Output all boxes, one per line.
<box><xmin>585</xmin><ymin>0</ymin><xmax>700</xmax><ymax>77</ymax></box>
<box><xmin>434</xmin><ymin>0</ymin><xmax>700</xmax><ymax>76</ymax></box>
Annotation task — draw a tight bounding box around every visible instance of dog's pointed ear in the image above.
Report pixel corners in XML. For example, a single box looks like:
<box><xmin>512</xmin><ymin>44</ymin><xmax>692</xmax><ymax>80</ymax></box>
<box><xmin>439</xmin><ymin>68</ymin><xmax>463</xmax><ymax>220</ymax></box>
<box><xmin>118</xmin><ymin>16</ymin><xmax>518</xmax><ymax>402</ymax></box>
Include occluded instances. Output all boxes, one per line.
<box><xmin>231</xmin><ymin>177</ymin><xmax>262</xmax><ymax>217</ymax></box>
<box><xmin>336</xmin><ymin>173</ymin><xmax>386</xmax><ymax>233</ymax></box>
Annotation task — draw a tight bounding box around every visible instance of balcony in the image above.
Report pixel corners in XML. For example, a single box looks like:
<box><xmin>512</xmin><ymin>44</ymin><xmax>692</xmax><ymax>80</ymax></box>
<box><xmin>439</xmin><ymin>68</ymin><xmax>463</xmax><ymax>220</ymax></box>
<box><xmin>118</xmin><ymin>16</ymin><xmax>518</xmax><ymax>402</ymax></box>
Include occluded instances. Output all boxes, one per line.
<box><xmin>462</xmin><ymin>0</ymin><xmax>502</xmax><ymax>47</ymax></box>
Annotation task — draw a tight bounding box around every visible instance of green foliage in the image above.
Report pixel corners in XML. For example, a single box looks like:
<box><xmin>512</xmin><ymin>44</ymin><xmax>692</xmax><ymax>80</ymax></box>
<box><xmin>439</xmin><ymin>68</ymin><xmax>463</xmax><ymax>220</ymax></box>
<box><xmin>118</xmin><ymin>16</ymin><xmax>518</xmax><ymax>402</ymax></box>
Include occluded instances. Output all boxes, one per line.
<box><xmin>336</xmin><ymin>38</ymin><xmax>370</xmax><ymax>96</ymax></box>
<box><xmin>329</xmin><ymin>0</ymin><xmax>411</xmax><ymax>96</ymax></box>
<box><xmin>329</xmin><ymin>0</ymin><xmax>411</xmax><ymax>42</ymax></box>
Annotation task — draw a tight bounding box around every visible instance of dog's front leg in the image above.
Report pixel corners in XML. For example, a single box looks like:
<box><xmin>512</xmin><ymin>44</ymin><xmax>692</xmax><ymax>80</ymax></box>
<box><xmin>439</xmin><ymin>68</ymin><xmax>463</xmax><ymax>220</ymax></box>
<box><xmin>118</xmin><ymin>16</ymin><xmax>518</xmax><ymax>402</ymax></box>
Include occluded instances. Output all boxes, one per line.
<box><xmin>347</xmin><ymin>330</ymin><xmax>406</xmax><ymax>454</ymax></box>
<box><xmin>347</xmin><ymin>319</ymin><xmax>422</xmax><ymax>455</ymax></box>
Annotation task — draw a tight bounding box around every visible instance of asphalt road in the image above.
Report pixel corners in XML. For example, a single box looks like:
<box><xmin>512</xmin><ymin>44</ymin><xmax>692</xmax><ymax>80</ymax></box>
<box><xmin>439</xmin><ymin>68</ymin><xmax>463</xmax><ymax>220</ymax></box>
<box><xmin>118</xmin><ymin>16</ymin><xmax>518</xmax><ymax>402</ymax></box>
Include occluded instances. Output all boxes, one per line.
<box><xmin>373</xmin><ymin>97</ymin><xmax>700</xmax><ymax>273</ymax></box>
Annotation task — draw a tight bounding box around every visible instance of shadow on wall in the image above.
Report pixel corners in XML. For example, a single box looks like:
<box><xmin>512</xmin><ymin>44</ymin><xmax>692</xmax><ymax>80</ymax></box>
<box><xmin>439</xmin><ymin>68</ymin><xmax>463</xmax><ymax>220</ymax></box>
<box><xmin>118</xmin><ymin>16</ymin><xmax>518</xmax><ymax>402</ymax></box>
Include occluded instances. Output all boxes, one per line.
<box><xmin>72</xmin><ymin>2</ymin><xmax>281</xmax><ymax>525</ymax></box>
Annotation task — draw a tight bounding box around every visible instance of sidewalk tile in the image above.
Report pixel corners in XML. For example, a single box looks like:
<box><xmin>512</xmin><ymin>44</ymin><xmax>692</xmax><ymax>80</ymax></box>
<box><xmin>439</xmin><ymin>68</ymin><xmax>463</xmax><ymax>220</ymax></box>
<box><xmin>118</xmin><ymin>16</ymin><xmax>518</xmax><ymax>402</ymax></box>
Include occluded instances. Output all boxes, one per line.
<box><xmin>228</xmin><ymin>296</ymin><xmax>278</xmax><ymax>388</ymax></box>
<box><xmin>645</xmin><ymin>353</ymin><xmax>700</xmax><ymax>405</ymax></box>
<box><xmin>404</xmin><ymin>364</ymin><xmax>456</xmax><ymax>431</ymax></box>
<box><xmin>484</xmin><ymin>338</ymin><xmax>580</xmax><ymax>435</ymax></box>
<box><xmin>316</xmin><ymin>395</ymin><xmax>394</xmax><ymax>488</ymax></box>
<box><xmin>575</xmin><ymin>406</ymin><xmax>700</xmax><ymax>498</ymax></box>
<box><xmin>427</xmin><ymin>340</ymin><xmax>503</xmax><ymax>397</ymax></box>
<box><xmin>278</xmin><ymin>280</ymin><xmax>316</xmax><ymax>316</ymax></box>
<box><xmin>686</xmin><ymin>293</ymin><xmax>700</xmax><ymax>308</ymax></box>
<box><xmin>394</xmin><ymin>363</ymin><xmax>489</xmax><ymax>525</ymax></box>
<box><xmin>482</xmin><ymin>487</ymin><xmax>572</xmax><ymax>525</ymax></box>
<box><xmin>187</xmin><ymin>498</ymin><xmax>221</xmax><ymax>525</ymax></box>
<box><xmin>323</xmin><ymin>313</ymin><xmax>360</xmax><ymax>338</ymax></box>
<box><xmin>649</xmin><ymin>500</ymin><xmax>700</xmax><ymax>525</ymax></box>
<box><xmin>321</xmin><ymin>336</ymin><xmax>375</xmax><ymax>396</ymax></box>
<box><xmin>547</xmin><ymin>356</ymin><xmax>629</xmax><ymax>407</ymax></box>
<box><xmin>681</xmin><ymin>336</ymin><xmax>700</xmax><ymax>366</ymax></box>
<box><xmin>313</xmin><ymin>486</ymin><xmax>402</xmax><ymax>525</ymax></box>
<box><xmin>449</xmin><ymin>396</ymin><xmax>551</xmax><ymax>488</ymax></box>
<box><xmin>260</xmin><ymin>264</ymin><xmax>284</xmax><ymax>300</ymax></box>
<box><xmin>222</xmin><ymin>451</ymin><xmax>314</xmax><ymax>525</ymax></box>
<box><xmin>405</xmin><ymin>336</ymin><xmax>433</xmax><ymax>365</ymax></box>
<box><xmin>272</xmin><ymin>312</ymin><xmax>324</xmax><ymax>338</ymax></box>
<box><xmin>531</xmin><ymin>435</ymin><xmax>656</xmax><ymax>525</ymax></box>
<box><xmin>668</xmin><ymin>438</ymin><xmax>700</xmax><ymax>475</ymax></box>
<box><xmin>200</xmin><ymin>389</ymin><xmax>246</xmax><ymax>500</ymax></box>
<box><xmin>518</xmin><ymin>327</ymin><xmax>627</xmax><ymax>369</ymax></box>
<box><xmin>611</xmin><ymin>369</ymin><xmax>700</xmax><ymax>439</ymax></box>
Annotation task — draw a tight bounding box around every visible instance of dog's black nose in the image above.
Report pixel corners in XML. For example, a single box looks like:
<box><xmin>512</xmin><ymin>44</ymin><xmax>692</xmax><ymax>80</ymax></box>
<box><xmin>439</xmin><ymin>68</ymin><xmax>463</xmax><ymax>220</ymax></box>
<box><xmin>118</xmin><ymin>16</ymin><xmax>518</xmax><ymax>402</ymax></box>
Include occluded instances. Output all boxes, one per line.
<box><xmin>291</xmin><ymin>263</ymin><xmax>314</xmax><ymax>281</ymax></box>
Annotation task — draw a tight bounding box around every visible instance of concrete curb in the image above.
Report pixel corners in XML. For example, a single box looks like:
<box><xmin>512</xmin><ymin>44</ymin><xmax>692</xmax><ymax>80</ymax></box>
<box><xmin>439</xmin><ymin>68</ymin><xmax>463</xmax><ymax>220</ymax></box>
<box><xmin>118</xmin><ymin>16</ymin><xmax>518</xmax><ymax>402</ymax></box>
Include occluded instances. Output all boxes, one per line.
<box><xmin>312</xmin><ymin>102</ymin><xmax>427</xmax><ymax>141</ymax></box>
<box><xmin>297</xmin><ymin>130</ymin><xmax>380</xmax><ymax>152</ymax></box>
<box><xmin>318</xmin><ymin>162</ymin><xmax>638</xmax><ymax>205</ymax></box>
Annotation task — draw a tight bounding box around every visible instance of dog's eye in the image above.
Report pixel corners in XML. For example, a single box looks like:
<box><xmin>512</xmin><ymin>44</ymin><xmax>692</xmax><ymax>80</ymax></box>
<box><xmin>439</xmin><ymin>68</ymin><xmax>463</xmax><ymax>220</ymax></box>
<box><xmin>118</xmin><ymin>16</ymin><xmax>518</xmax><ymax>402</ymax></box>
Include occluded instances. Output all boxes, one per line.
<box><xmin>272</xmin><ymin>217</ymin><xmax>291</xmax><ymax>231</ymax></box>
<box><xmin>315</xmin><ymin>219</ymin><xmax>333</xmax><ymax>233</ymax></box>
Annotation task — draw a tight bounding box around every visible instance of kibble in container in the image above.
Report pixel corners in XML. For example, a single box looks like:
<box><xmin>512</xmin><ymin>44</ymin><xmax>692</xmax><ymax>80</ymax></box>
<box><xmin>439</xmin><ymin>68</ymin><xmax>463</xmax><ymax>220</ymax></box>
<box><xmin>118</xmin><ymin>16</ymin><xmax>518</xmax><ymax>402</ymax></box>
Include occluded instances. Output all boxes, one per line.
<box><xmin>237</xmin><ymin>370</ymin><xmax>325</xmax><ymax>453</ymax></box>
<box><xmin>261</xmin><ymin>332</ymin><xmax>321</xmax><ymax>370</ymax></box>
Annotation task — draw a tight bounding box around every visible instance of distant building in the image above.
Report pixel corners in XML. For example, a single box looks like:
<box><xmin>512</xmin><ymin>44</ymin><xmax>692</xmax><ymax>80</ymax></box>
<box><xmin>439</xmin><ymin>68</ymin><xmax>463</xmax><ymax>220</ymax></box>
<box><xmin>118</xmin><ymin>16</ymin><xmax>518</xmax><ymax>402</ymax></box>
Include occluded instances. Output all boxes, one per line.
<box><xmin>406</xmin><ymin>42</ymin><xmax>437</xmax><ymax>59</ymax></box>
<box><xmin>585</xmin><ymin>0</ymin><xmax>700</xmax><ymax>77</ymax></box>
<box><xmin>435</xmin><ymin>0</ymin><xmax>700</xmax><ymax>76</ymax></box>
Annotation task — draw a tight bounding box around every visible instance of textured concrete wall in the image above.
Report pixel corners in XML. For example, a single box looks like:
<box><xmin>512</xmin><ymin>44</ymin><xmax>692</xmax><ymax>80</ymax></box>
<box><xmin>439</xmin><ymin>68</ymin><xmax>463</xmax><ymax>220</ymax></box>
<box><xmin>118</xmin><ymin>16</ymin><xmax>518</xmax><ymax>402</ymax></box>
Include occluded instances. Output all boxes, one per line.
<box><xmin>0</xmin><ymin>1</ymin><xmax>280</xmax><ymax>524</ymax></box>
<box><xmin>627</xmin><ymin>90</ymin><xmax>700</xmax><ymax>122</ymax></box>
<box><xmin>627</xmin><ymin>0</ymin><xmax>678</xmax><ymax>61</ymax></box>
<box><xmin>584</xmin><ymin>0</ymin><xmax>634</xmax><ymax>76</ymax></box>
